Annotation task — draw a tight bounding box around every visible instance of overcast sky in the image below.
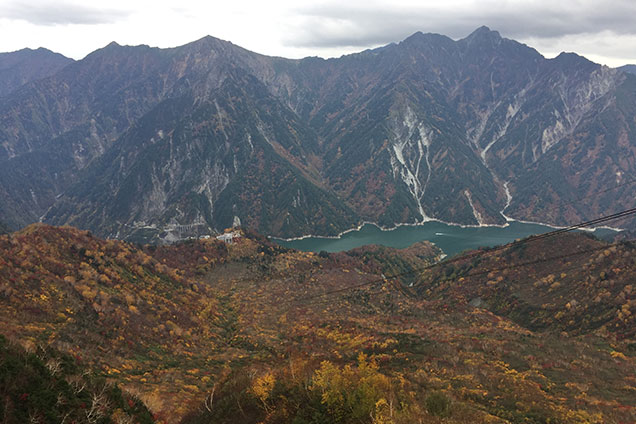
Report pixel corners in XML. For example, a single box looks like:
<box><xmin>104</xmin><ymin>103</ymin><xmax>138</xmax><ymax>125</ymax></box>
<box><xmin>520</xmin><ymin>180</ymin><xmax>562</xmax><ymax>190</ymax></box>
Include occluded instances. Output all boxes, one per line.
<box><xmin>0</xmin><ymin>0</ymin><xmax>634</xmax><ymax>67</ymax></box>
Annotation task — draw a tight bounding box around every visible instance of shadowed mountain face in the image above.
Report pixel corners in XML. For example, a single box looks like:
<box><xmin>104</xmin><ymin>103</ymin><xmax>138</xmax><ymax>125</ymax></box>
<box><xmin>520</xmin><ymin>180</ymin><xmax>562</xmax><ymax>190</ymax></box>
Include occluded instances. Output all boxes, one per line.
<box><xmin>619</xmin><ymin>64</ymin><xmax>636</xmax><ymax>75</ymax></box>
<box><xmin>1</xmin><ymin>27</ymin><xmax>635</xmax><ymax>241</ymax></box>
<box><xmin>0</xmin><ymin>47</ymin><xmax>73</xmax><ymax>98</ymax></box>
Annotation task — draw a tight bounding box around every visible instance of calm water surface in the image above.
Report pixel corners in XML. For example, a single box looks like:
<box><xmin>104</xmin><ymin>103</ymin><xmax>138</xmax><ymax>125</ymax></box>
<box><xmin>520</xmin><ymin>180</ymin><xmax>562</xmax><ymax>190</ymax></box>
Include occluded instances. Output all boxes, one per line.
<box><xmin>273</xmin><ymin>221</ymin><xmax>618</xmax><ymax>258</ymax></box>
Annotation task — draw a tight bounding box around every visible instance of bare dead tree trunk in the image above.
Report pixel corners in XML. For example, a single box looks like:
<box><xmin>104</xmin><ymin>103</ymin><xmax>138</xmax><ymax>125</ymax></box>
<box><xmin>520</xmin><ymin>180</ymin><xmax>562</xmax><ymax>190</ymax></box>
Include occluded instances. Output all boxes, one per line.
<box><xmin>204</xmin><ymin>386</ymin><xmax>216</xmax><ymax>413</ymax></box>
<box><xmin>85</xmin><ymin>383</ymin><xmax>110</xmax><ymax>424</ymax></box>
<box><xmin>236</xmin><ymin>396</ymin><xmax>246</xmax><ymax>418</ymax></box>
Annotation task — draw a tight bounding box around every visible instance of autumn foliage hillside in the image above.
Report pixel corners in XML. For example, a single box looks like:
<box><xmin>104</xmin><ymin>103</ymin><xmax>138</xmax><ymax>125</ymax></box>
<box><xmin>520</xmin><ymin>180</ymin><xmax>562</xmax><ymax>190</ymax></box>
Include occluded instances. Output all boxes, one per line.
<box><xmin>415</xmin><ymin>233</ymin><xmax>636</xmax><ymax>339</ymax></box>
<box><xmin>0</xmin><ymin>224</ymin><xmax>433</xmax><ymax>422</ymax></box>
<box><xmin>0</xmin><ymin>224</ymin><xmax>635</xmax><ymax>423</ymax></box>
<box><xmin>0</xmin><ymin>224</ymin><xmax>230</xmax><ymax>421</ymax></box>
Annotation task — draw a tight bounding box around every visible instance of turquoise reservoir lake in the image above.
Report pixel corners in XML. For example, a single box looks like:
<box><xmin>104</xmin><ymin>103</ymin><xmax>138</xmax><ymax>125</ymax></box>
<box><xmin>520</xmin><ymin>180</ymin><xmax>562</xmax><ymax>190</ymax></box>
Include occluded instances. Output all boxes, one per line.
<box><xmin>273</xmin><ymin>221</ymin><xmax>618</xmax><ymax>258</ymax></box>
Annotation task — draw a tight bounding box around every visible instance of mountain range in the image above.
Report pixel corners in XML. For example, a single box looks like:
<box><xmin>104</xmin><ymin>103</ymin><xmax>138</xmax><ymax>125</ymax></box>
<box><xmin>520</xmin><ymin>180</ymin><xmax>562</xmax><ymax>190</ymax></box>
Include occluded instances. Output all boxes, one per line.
<box><xmin>1</xmin><ymin>27</ymin><xmax>636</xmax><ymax>242</ymax></box>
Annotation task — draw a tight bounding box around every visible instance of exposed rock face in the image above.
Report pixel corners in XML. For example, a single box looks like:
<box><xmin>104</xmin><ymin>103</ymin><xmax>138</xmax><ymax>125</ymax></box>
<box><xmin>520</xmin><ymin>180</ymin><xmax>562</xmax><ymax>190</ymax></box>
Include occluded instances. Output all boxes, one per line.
<box><xmin>1</xmin><ymin>27</ymin><xmax>635</xmax><ymax>241</ymax></box>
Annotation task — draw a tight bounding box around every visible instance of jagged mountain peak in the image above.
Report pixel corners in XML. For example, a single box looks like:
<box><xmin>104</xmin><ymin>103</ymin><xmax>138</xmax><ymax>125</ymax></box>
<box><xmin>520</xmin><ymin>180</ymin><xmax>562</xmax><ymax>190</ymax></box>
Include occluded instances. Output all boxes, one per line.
<box><xmin>552</xmin><ymin>51</ymin><xmax>596</xmax><ymax>65</ymax></box>
<box><xmin>463</xmin><ymin>25</ymin><xmax>502</xmax><ymax>43</ymax></box>
<box><xmin>88</xmin><ymin>40</ymin><xmax>149</xmax><ymax>56</ymax></box>
<box><xmin>400</xmin><ymin>30</ymin><xmax>455</xmax><ymax>48</ymax></box>
<box><xmin>174</xmin><ymin>33</ymin><xmax>273</xmax><ymax>62</ymax></box>
<box><xmin>0</xmin><ymin>45</ymin><xmax>74</xmax><ymax>98</ymax></box>
<box><xmin>0</xmin><ymin>47</ymin><xmax>72</xmax><ymax>74</ymax></box>
<box><xmin>179</xmin><ymin>34</ymin><xmax>234</xmax><ymax>51</ymax></box>
<box><xmin>405</xmin><ymin>30</ymin><xmax>426</xmax><ymax>39</ymax></box>
<box><xmin>403</xmin><ymin>30</ymin><xmax>451</xmax><ymax>41</ymax></box>
<box><xmin>33</xmin><ymin>46</ymin><xmax>56</xmax><ymax>53</ymax></box>
<box><xmin>547</xmin><ymin>51</ymin><xmax>601</xmax><ymax>76</ymax></box>
<box><xmin>456</xmin><ymin>26</ymin><xmax>542</xmax><ymax>65</ymax></box>
<box><xmin>0</xmin><ymin>46</ymin><xmax>67</xmax><ymax>57</ymax></box>
<box><xmin>78</xmin><ymin>40</ymin><xmax>159</xmax><ymax>66</ymax></box>
<box><xmin>95</xmin><ymin>40</ymin><xmax>156</xmax><ymax>53</ymax></box>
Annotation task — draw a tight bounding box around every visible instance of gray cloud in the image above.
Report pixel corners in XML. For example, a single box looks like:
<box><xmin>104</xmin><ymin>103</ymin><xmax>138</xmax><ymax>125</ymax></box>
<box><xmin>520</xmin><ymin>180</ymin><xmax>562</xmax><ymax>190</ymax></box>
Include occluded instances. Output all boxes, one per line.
<box><xmin>0</xmin><ymin>0</ymin><xmax>131</xmax><ymax>26</ymax></box>
<box><xmin>284</xmin><ymin>1</ymin><xmax>636</xmax><ymax>49</ymax></box>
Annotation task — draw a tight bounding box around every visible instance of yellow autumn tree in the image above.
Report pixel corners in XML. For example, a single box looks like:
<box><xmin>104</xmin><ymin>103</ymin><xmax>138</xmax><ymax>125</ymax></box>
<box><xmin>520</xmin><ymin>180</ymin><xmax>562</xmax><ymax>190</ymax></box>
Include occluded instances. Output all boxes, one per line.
<box><xmin>252</xmin><ymin>371</ymin><xmax>276</xmax><ymax>411</ymax></box>
<box><xmin>311</xmin><ymin>353</ymin><xmax>395</xmax><ymax>422</ymax></box>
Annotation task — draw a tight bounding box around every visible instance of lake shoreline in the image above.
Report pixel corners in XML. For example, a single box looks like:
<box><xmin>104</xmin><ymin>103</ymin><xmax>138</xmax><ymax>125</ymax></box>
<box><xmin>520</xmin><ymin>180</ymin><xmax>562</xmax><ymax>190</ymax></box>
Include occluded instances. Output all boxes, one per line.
<box><xmin>272</xmin><ymin>219</ymin><xmax>622</xmax><ymax>258</ymax></box>
<box><xmin>271</xmin><ymin>217</ymin><xmax>623</xmax><ymax>243</ymax></box>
